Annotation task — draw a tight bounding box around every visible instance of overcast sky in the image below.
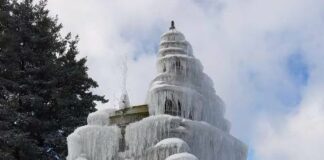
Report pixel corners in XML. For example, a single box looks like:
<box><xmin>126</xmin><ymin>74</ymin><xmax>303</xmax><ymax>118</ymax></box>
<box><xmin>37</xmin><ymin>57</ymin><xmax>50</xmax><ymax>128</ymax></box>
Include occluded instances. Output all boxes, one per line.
<box><xmin>45</xmin><ymin>0</ymin><xmax>324</xmax><ymax>160</ymax></box>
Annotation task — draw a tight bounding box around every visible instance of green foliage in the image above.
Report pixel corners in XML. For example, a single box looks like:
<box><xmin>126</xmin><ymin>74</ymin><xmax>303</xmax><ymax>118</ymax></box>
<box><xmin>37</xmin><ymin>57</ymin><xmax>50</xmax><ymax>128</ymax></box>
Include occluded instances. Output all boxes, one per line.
<box><xmin>0</xmin><ymin>0</ymin><xmax>108</xmax><ymax>159</ymax></box>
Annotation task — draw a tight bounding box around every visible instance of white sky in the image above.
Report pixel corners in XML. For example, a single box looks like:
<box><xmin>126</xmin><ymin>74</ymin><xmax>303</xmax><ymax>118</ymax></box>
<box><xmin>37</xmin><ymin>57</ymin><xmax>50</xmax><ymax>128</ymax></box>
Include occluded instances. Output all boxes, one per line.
<box><xmin>46</xmin><ymin>0</ymin><xmax>324</xmax><ymax>159</ymax></box>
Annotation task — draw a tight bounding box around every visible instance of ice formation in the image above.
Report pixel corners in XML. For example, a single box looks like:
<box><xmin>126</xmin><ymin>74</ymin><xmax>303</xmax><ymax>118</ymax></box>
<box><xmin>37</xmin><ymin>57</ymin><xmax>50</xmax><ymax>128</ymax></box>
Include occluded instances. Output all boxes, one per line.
<box><xmin>165</xmin><ymin>153</ymin><xmax>198</xmax><ymax>160</ymax></box>
<box><xmin>118</xmin><ymin>48</ymin><xmax>130</xmax><ymax>109</ymax></box>
<box><xmin>87</xmin><ymin>109</ymin><xmax>116</xmax><ymax>126</ymax></box>
<box><xmin>119</xmin><ymin>92</ymin><xmax>130</xmax><ymax>109</ymax></box>
<box><xmin>123</xmin><ymin>115</ymin><xmax>246</xmax><ymax>160</ymax></box>
<box><xmin>146</xmin><ymin>26</ymin><xmax>230</xmax><ymax>132</ymax></box>
<box><xmin>67</xmin><ymin>125</ymin><xmax>120</xmax><ymax>160</ymax></box>
<box><xmin>66</xmin><ymin>21</ymin><xmax>247</xmax><ymax>160</ymax></box>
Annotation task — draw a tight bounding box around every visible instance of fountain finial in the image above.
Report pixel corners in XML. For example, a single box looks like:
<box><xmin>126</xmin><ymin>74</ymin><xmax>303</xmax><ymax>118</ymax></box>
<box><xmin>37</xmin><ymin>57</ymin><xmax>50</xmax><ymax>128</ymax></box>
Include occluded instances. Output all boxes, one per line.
<box><xmin>169</xmin><ymin>20</ymin><xmax>175</xmax><ymax>30</ymax></box>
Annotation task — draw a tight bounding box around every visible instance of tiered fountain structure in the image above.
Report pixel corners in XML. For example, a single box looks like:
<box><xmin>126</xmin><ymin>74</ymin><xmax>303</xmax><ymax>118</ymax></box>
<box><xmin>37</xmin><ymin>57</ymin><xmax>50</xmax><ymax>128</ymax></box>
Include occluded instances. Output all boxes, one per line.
<box><xmin>66</xmin><ymin>21</ymin><xmax>247</xmax><ymax>160</ymax></box>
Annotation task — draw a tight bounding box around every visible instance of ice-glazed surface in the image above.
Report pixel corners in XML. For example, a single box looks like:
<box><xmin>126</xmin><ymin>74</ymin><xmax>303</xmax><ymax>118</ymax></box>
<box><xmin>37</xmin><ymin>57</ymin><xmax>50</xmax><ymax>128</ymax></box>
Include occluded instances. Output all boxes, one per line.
<box><xmin>147</xmin><ymin>28</ymin><xmax>229</xmax><ymax>132</ymax></box>
<box><xmin>87</xmin><ymin>109</ymin><xmax>116</xmax><ymax>126</ymax></box>
<box><xmin>66</xmin><ymin>125</ymin><xmax>120</xmax><ymax>160</ymax></box>
<box><xmin>165</xmin><ymin>152</ymin><xmax>199</xmax><ymax>160</ymax></box>
<box><xmin>123</xmin><ymin>137</ymin><xmax>191</xmax><ymax>160</ymax></box>
<box><xmin>155</xmin><ymin>138</ymin><xmax>189</xmax><ymax>151</ymax></box>
<box><xmin>75</xmin><ymin>154</ymin><xmax>88</xmax><ymax>160</ymax></box>
<box><xmin>124</xmin><ymin>115</ymin><xmax>247</xmax><ymax>160</ymax></box>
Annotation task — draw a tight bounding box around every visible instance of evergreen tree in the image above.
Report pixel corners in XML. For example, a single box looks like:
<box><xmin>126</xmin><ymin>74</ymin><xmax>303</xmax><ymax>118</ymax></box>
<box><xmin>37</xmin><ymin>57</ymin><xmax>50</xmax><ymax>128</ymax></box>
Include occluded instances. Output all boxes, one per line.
<box><xmin>0</xmin><ymin>0</ymin><xmax>108</xmax><ymax>159</ymax></box>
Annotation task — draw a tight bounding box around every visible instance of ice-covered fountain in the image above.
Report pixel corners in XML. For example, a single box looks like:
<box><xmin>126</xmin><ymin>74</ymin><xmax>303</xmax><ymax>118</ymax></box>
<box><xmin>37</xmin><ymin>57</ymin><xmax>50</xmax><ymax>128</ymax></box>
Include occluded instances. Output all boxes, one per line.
<box><xmin>66</xmin><ymin>21</ymin><xmax>247</xmax><ymax>160</ymax></box>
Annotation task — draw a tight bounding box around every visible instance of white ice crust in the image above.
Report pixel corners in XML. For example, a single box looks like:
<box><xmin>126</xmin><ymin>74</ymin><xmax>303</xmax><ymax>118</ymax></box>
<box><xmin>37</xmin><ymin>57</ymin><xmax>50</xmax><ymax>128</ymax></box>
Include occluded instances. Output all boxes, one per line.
<box><xmin>119</xmin><ymin>92</ymin><xmax>130</xmax><ymax>109</ymax></box>
<box><xmin>124</xmin><ymin>115</ymin><xmax>246</xmax><ymax>160</ymax></box>
<box><xmin>155</xmin><ymin>138</ymin><xmax>189</xmax><ymax>151</ymax></box>
<box><xmin>165</xmin><ymin>152</ymin><xmax>199</xmax><ymax>160</ymax></box>
<box><xmin>66</xmin><ymin>125</ymin><xmax>120</xmax><ymax>160</ymax></box>
<box><xmin>87</xmin><ymin>109</ymin><xmax>116</xmax><ymax>126</ymax></box>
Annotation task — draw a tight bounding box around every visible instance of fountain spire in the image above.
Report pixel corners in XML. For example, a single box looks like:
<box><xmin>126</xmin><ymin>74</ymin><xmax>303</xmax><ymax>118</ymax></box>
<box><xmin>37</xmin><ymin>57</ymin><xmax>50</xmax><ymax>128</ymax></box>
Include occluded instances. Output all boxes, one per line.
<box><xmin>169</xmin><ymin>20</ymin><xmax>175</xmax><ymax>30</ymax></box>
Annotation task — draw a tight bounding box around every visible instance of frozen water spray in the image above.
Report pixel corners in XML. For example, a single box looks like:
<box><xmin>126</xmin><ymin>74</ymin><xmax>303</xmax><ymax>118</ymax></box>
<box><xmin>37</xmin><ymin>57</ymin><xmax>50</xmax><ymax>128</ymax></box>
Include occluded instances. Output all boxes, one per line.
<box><xmin>118</xmin><ymin>53</ymin><xmax>130</xmax><ymax>109</ymax></box>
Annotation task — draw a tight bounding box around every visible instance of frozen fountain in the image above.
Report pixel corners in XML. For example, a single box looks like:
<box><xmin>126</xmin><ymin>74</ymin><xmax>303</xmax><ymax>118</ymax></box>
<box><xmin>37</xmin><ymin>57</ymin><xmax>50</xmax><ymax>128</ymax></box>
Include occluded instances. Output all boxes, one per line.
<box><xmin>66</xmin><ymin>21</ymin><xmax>247</xmax><ymax>160</ymax></box>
